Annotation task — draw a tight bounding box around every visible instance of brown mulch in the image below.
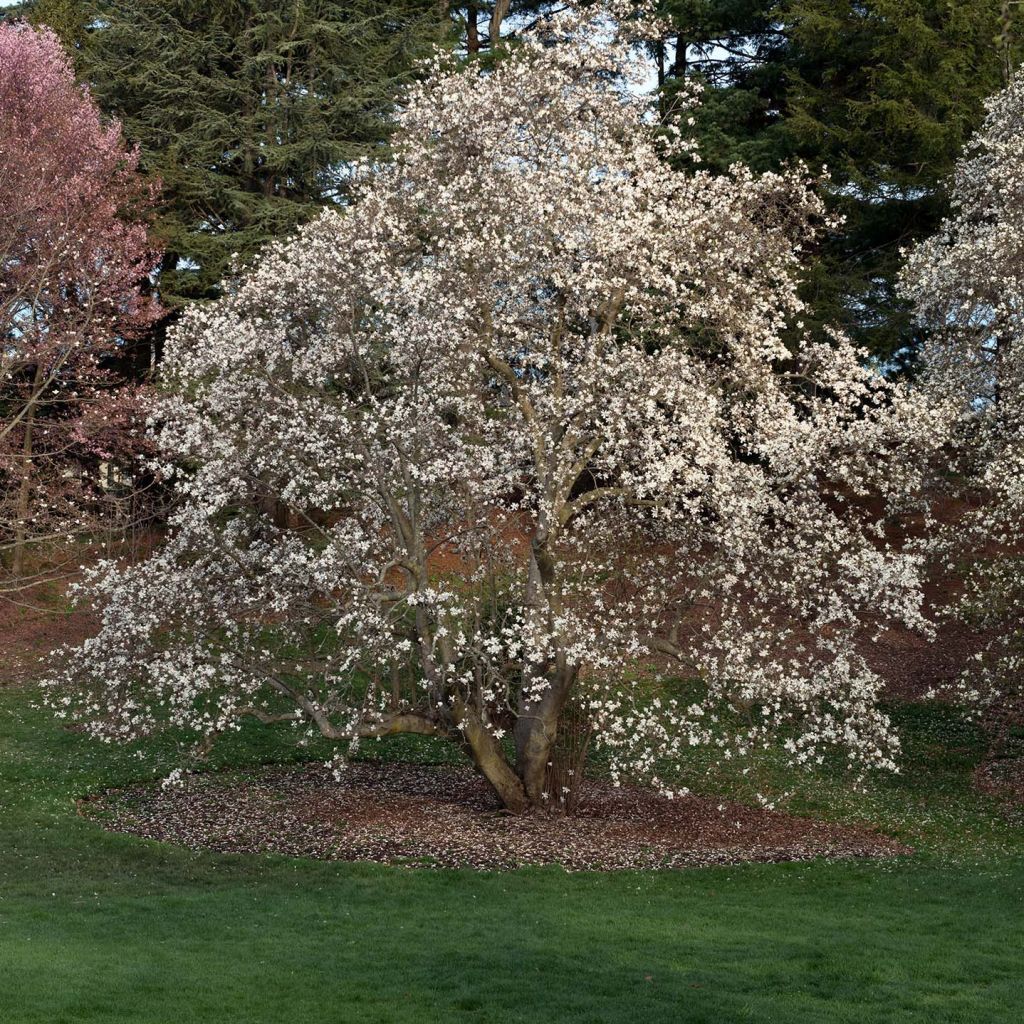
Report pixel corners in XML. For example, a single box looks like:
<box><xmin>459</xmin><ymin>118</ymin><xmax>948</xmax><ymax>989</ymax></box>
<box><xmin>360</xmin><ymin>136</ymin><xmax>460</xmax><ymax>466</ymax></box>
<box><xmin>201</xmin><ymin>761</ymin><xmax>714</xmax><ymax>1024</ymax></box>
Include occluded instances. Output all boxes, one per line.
<box><xmin>80</xmin><ymin>761</ymin><xmax>911</xmax><ymax>871</ymax></box>
<box><xmin>974</xmin><ymin>758</ymin><xmax>1024</xmax><ymax>808</ymax></box>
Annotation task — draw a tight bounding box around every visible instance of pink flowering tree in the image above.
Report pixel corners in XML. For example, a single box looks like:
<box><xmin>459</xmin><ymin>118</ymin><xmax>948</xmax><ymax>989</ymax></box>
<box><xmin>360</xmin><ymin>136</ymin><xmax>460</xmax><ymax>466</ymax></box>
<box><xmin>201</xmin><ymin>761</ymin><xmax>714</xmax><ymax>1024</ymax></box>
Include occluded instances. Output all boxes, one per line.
<box><xmin>0</xmin><ymin>22</ymin><xmax>161</xmax><ymax>590</ymax></box>
<box><xmin>902</xmin><ymin>70</ymin><xmax>1024</xmax><ymax>755</ymax></box>
<box><xmin>50</xmin><ymin>3</ymin><xmax>952</xmax><ymax>813</ymax></box>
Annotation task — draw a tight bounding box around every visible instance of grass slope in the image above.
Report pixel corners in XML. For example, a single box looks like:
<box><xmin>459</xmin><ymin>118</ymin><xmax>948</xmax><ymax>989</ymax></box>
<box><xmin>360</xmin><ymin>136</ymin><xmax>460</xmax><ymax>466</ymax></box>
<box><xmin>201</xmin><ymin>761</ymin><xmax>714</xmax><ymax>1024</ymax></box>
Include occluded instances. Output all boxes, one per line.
<box><xmin>0</xmin><ymin>688</ymin><xmax>1022</xmax><ymax>1024</ymax></box>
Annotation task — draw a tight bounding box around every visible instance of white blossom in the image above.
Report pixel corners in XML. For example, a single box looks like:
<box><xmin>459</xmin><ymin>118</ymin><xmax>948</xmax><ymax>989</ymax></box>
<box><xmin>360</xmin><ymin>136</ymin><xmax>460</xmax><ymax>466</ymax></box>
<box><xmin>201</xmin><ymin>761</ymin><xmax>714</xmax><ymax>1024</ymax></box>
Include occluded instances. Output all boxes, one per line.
<box><xmin>46</xmin><ymin>2</ymin><xmax>951</xmax><ymax>812</ymax></box>
<box><xmin>902</xmin><ymin>67</ymin><xmax>1024</xmax><ymax>747</ymax></box>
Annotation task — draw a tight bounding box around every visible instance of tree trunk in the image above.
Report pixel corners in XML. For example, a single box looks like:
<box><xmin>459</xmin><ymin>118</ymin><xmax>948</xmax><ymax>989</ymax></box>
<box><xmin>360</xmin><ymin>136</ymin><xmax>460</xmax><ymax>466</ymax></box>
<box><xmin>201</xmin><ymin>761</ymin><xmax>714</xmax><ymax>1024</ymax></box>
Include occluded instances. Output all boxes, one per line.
<box><xmin>414</xmin><ymin>597</ymin><xmax>531</xmax><ymax>813</ymax></box>
<box><xmin>508</xmin><ymin>526</ymin><xmax>578</xmax><ymax>807</ymax></box>
<box><xmin>513</xmin><ymin>665</ymin><xmax>575</xmax><ymax>805</ymax></box>
<box><xmin>672</xmin><ymin>33</ymin><xmax>686</xmax><ymax>79</ymax></box>
<box><xmin>11</xmin><ymin>363</ymin><xmax>44</xmax><ymax>577</ymax></box>
<box><xmin>489</xmin><ymin>0</ymin><xmax>510</xmax><ymax>47</ymax></box>
<box><xmin>656</xmin><ymin>38</ymin><xmax>667</xmax><ymax>117</ymax></box>
<box><xmin>454</xmin><ymin>699</ymin><xmax>530</xmax><ymax>812</ymax></box>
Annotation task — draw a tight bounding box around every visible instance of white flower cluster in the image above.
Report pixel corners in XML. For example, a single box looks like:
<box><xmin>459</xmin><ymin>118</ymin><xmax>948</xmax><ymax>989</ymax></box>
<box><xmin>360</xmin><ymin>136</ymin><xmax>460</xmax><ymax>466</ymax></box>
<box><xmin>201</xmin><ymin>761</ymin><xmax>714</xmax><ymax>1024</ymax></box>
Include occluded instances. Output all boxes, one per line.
<box><xmin>46</xmin><ymin>2</ymin><xmax>953</xmax><ymax>811</ymax></box>
<box><xmin>903</xmin><ymin>68</ymin><xmax>1024</xmax><ymax>748</ymax></box>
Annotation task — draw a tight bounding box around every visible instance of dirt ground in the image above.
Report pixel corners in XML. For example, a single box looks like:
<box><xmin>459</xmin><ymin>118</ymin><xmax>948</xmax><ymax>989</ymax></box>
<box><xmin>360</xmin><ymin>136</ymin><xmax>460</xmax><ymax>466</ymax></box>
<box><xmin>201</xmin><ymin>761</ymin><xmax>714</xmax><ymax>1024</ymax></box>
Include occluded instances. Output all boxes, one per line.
<box><xmin>0</xmin><ymin>587</ymin><xmax>97</xmax><ymax>686</ymax></box>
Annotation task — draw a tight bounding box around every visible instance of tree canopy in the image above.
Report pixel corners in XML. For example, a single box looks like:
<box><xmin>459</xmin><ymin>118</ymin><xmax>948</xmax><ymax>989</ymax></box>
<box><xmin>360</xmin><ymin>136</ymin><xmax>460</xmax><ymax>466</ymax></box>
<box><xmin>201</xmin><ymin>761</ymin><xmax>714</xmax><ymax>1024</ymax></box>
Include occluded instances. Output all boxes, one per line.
<box><xmin>12</xmin><ymin>0</ymin><xmax>1020</xmax><ymax>363</ymax></box>
<box><xmin>0</xmin><ymin>22</ymin><xmax>160</xmax><ymax>588</ymax></box>
<box><xmin>48</xmin><ymin>3</ymin><xmax>954</xmax><ymax>812</ymax></box>
<box><xmin>652</xmin><ymin>0</ymin><xmax>1024</xmax><ymax>365</ymax></box>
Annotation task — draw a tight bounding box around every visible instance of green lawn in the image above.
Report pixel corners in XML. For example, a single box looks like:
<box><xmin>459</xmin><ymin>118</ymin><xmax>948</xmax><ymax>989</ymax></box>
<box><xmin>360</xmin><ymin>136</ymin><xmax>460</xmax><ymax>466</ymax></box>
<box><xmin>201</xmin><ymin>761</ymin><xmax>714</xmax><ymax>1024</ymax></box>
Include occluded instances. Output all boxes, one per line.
<box><xmin>0</xmin><ymin>686</ymin><xmax>1022</xmax><ymax>1024</ymax></box>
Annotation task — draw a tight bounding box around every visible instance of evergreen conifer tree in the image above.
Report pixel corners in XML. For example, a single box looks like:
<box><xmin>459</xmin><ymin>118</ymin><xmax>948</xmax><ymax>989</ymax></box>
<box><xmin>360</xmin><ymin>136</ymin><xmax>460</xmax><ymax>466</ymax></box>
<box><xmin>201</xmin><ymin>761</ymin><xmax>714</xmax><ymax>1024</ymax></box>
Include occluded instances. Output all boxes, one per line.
<box><xmin>656</xmin><ymin>0</ymin><xmax>1024</xmax><ymax>364</ymax></box>
<box><xmin>14</xmin><ymin>1</ymin><xmax>450</xmax><ymax>308</ymax></box>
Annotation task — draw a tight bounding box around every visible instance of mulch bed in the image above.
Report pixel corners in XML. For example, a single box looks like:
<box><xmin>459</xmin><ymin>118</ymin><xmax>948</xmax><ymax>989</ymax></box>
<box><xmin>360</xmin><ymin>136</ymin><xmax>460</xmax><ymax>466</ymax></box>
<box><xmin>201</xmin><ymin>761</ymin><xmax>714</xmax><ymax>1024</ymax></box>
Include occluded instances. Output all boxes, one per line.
<box><xmin>80</xmin><ymin>761</ymin><xmax>911</xmax><ymax>871</ymax></box>
<box><xmin>975</xmin><ymin>757</ymin><xmax>1024</xmax><ymax>808</ymax></box>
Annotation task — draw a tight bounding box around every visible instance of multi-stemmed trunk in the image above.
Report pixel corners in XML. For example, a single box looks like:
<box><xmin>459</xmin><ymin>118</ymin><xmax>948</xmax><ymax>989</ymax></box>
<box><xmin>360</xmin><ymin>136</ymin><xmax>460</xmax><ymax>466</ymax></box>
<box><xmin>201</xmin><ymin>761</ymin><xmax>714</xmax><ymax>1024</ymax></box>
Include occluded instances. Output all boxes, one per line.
<box><xmin>460</xmin><ymin>532</ymin><xmax>577</xmax><ymax>814</ymax></box>
<box><xmin>457</xmin><ymin>666</ymin><xmax>575</xmax><ymax>814</ymax></box>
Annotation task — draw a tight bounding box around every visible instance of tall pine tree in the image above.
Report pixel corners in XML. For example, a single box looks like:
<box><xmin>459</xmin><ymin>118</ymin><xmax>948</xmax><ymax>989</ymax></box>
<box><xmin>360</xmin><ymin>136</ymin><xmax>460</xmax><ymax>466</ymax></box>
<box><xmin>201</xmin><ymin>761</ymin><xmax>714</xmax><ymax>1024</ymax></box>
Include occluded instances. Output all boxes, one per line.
<box><xmin>653</xmin><ymin>2</ymin><xmax>788</xmax><ymax>172</ymax></box>
<box><xmin>13</xmin><ymin>1</ymin><xmax>450</xmax><ymax>309</ymax></box>
<box><xmin>782</xmin><ymin>0</ymin><xmax>1022</xmax><ymax>365</ymax></box>
<box><xmin>656</xmin><ymin>0</ymin><xmax>1024</xmax><ymax>365</ymax></box>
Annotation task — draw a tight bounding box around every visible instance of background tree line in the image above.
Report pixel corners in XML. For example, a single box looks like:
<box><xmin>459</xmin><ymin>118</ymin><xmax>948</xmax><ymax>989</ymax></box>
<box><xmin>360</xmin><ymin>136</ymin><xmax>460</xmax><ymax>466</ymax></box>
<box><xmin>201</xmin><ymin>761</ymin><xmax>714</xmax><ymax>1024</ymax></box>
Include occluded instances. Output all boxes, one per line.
<box><xmin>8</xmin><ymin>0</ymin><xmax>1024</xmax><ymax>367</ymax></box>
<box><xmin>3</xmin><ymin>0</ymin><xmax>1024</xmax><ymax>588</ymax></box>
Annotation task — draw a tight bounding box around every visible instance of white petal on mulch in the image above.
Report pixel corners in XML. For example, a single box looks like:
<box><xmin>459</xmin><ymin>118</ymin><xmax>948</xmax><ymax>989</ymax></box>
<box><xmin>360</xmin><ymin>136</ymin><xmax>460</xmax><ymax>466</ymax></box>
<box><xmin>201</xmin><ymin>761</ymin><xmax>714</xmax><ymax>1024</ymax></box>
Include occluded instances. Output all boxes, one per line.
<box><xmin>79</xmin><ymin>762</ymin><xmax>911</xmax><ymax>871</ymax></box>
<box><xmin>975</xmin><ymin>757</ymin><xmax>1024</xmax><ymax>808</ymax></box>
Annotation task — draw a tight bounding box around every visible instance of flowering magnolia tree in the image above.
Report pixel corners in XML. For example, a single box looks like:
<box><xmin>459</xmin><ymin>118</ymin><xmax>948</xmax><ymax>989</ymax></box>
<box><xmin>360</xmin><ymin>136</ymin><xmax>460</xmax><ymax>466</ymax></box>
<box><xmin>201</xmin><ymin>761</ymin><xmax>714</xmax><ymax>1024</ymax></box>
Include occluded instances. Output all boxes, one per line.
<box><xmin>902</xmin><ymin>69</ymin><xmax>1024</xmax><ymax>754</ymax></box>
<box><xmin>0</xmin><ymin>23</ymin><xmax>160</xmax><ymax>590</ymax></box>
<box><xmin>50</xmin><ymin>4</ymin><xmax>952</xmax><ymax>813</ymax></box>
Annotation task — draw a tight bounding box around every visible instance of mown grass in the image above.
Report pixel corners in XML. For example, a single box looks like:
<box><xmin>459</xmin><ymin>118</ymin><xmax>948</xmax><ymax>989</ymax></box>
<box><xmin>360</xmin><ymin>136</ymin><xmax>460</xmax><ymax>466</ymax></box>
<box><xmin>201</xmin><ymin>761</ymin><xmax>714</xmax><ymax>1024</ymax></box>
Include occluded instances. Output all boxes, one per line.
<box><xmin>0</xmin><ymin>686</ymin><xmax>1022</xmax><ymax>1024</ymax></box>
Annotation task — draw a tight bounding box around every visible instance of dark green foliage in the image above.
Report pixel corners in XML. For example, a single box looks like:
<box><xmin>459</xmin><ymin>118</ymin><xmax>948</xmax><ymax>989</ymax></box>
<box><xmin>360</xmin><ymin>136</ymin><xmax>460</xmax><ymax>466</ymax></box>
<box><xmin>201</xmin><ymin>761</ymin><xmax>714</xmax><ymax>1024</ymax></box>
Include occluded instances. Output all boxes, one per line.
<box><xmin>9</xmin><ymin>0</ymin><xmax>89</xmax><ymax>40</ymax></box>
<box><xmin>657</xmin><ymin>0</ymin><xmax>1024</xmax><ymax>365</ymax></box>
<box><xmin>13</xmin><ymin>1</ymin><xmax>450</xmax><ymax>308</ymax></box>
<box><xmin>653</xmin><ymin>2</ymin><xmax>788</xmax><ymax>171</ymax></box>
<box><xmin>781</xmin><ymin>0</ymin><xmax>1022</xmax><ymax>365</ymax></box>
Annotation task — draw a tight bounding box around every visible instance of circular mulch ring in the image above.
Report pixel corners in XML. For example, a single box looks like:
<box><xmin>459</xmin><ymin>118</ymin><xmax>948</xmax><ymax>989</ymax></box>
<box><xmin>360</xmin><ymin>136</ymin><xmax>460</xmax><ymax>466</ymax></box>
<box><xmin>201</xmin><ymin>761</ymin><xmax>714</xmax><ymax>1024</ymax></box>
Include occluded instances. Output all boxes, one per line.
<box><xmin>79</xmin><ymin>761</ymin><xmax>912</xmax><ymax>871</ymax></box>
